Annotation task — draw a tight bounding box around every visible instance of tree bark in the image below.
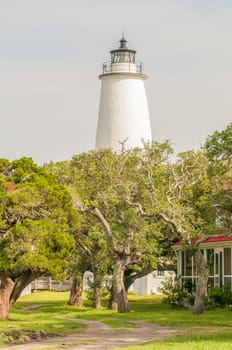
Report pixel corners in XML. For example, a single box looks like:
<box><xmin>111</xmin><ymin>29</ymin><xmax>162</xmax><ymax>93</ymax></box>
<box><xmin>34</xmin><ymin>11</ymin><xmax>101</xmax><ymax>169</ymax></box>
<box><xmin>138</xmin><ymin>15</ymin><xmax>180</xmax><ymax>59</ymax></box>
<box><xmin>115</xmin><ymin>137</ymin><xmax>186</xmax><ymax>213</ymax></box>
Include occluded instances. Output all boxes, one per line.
<box><xmin>193</xmin><ymin>249</ymin><xmax>209</xmax><ymax>314</ymax></box>
<box><xmin>92</xmin><ymin>287</ymin><xmax>101</xmax><ymax>309</ymax></box>
<box><xmin>0</xmin><ymin>270</ymin><xmax>41</xmax><ymax>320</ymax></box>
<box><xmin>108</xmin><ymin>286</ymin><xmax>118</xmax><ymax>310</ymax></box>
<box><xmin>0</xmin><ymin>277</ymin><xmax>14</xmax><ymax>320</ymax></box>
<box><xmin>112</xmin><ymin>259</ymin><xmax>130</xmax><ymax>313</ymax></box>
<box><xmin>89</xmin><ymin>207</ymin><xmax>132</xmax><ymax>313</ymax></box>
<box><xmin>10</xmin><ymin>270</ymin><xmax>41</xmax><ymax>308</ymax></box>
<box><xmin>91</xmin><ymin>263</ymin><xmax>102</xmax><ymax>309</ymax></box>
<box><xmin>68</xmin><ymin>275</ymin><xmax>84</xmax><ymax>307</ymax></box>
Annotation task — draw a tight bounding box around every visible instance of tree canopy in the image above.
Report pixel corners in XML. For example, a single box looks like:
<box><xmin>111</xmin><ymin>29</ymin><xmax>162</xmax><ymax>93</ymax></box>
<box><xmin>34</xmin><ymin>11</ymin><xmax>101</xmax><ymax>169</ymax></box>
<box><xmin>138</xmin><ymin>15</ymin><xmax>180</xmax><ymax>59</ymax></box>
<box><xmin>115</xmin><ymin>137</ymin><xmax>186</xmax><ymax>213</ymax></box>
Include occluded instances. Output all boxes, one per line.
<box><xmin>0</xmin><ymin>157</ymin><xmax>78</xmax><ymax>320</ymax></box>
<box><xmin>50</xmin><ymin>142</ymin><xmax>215</xmax><ymax>312</ymax></box>
<box><xmin>204</xmin><ymin>123</ymin><xmax>232</xmax><ymax>231</ymax></box>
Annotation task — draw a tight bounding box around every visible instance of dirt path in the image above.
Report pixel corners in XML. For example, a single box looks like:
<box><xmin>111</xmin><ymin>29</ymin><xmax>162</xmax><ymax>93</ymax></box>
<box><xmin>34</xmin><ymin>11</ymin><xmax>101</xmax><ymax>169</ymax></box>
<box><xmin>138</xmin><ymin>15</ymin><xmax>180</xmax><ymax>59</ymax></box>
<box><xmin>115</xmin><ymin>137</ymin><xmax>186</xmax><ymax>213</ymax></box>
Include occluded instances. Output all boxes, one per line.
<box><xmin>0</xmin><ymin>318</ymin><xmax>181</xmax><ymax>350</ymax></box>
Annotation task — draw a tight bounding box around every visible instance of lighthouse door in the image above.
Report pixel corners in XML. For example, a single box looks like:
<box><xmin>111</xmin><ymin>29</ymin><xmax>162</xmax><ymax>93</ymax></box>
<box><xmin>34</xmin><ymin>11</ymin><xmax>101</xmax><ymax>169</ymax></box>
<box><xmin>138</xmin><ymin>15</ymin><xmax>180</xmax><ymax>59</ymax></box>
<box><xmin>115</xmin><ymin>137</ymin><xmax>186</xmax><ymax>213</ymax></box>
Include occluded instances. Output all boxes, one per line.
<box><xmin>214</xmin><ymin>249</ymin><xmax>223</xmax><ymax>288</ymax></box>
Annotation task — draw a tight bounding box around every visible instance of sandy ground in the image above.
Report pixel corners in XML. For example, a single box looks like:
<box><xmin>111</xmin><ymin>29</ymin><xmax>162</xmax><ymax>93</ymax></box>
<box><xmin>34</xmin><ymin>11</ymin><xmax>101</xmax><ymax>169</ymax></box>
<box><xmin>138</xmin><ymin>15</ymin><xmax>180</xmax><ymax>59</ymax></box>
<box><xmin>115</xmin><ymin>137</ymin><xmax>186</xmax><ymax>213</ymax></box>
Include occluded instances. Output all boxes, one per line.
<box><xmin>0</xmin><ymin>318</ymin><xmax>181</xmax><ymax>350</ymax></box>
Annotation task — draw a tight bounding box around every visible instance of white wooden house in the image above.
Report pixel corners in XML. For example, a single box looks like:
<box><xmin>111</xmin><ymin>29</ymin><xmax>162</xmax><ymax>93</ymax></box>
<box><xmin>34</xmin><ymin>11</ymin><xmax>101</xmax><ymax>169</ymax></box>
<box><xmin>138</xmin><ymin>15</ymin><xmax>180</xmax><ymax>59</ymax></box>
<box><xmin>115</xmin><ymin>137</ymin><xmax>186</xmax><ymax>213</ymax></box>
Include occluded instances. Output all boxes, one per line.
<box><xmin>173</xmin><ymin>236</ymin><xmax>232</xmax><ymax>290</ymax></box>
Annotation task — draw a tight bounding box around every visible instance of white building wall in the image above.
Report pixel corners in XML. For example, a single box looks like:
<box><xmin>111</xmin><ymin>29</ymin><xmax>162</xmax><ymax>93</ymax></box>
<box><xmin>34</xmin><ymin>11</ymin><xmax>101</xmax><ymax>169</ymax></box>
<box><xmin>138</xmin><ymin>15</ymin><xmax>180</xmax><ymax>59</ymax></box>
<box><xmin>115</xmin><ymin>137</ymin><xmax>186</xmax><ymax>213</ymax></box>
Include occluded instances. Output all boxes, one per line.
<box><xmin>131</xmin><ymin>270</ymin><xmax>175</xmax><ymax>295</ymax></box>
<box><xmin>83</xmin><ymin>271</ymin><xmax>93</xmax><ymax>290</ymax></box>
<box><xmin>21</xmin><ymin>284</ymin><xmax>32</xmax><ymax>296</ymax></box>
<box><xmin>96</xmin><ymin>73</ymin><xmax>152</xmax><ymax>150</ymax></box>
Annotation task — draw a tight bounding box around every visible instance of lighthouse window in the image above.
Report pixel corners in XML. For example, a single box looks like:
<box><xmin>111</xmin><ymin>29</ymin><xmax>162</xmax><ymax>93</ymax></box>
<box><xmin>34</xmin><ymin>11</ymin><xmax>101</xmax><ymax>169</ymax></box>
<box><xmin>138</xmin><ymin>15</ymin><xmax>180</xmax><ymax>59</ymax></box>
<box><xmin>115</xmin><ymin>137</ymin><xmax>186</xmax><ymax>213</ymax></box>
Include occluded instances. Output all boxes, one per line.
<box><xmin>129</xmin><ymin>53</ymin><xmax>135</xmax><ymax>62</ymax></box>
<box><xmin>111</xmin><ymin>52</ymin><xmax>135</xmax><ymax>63</ymax></box>
<box><xmin>116</xmin><ymin>53</ymin><xmax>129</xmax><ymax>62</ymax></box>
<box><xmin>121</xmin><ymin>53</ymin><xmax>129</xmax><ymax>62</ymax></box>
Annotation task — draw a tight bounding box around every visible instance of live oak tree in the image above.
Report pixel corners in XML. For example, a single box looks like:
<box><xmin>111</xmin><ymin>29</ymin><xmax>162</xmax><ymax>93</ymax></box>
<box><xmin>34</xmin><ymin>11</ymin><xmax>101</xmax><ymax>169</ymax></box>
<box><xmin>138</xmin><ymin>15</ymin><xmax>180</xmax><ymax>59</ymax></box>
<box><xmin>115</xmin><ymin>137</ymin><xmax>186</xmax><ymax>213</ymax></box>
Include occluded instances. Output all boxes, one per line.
<box><xmin>187</xmin><ymin>124</ymin><xmax>232</xmax><ymax>314</ymax></box>
<box><xmin>81</xmin><ymin>222</ymin><xmax>111</xmax><ymax>309</ymax></box>
<box><xmin>205</xmin><ymin>122</ymin><xmax>232</xmax><ymax>164</ymax></box>
<box><xmin>181</xmin><ymin>124</ymin><xmax>232</xmax><ymax>314</ymax></box>
<box><xmin>67</xmin><ymin>254</ymin><xmax>89</xmax><ymax>307</ymax></box>
<box><xmin>137</xmin><ymin>145</ymin><xmax>218</xmax><ymax>314</ymax></box>
<box><xmin>168</xmin><ymin>151</ymin><xmax>215</xmax><ymax>314</ymax></box>
<box><xmin>0</xmin><ymin>158</ymin><xmax>78</xmax><ymax>320</ymax></box>
<box><xmin>54</xmin><ymin>143</ymin><xmax>210</xmax><ymax>313</ymax></box>
<box><xmin>69</xmin><ymin>217</ymin><xmax>111</xmax><ymax>309</ymax></box>
<box><xmin>205</xmin><ymin>123</ymin><xmax>232</xmax><ymax>230</ymax></box>
<box><xmin>47</xmin><ymin>160</ymin><xmax>112</xmax><ymax>309</ymax></box>
<box><xmin>167</xmin><ymin>144</ymin><xmax>230</xmax><ymax>314</ymax></box>
<box><xmin>51</xmin><ymin>146</ymin><xmax>167</xmax><ymax>313</ymax></box>
<box><xmin>50</xmin><ymin>140</ymin><xmax>223</xmax><ymax>315</ymax></box>
<box><xmin>154</xmin><ymin>124</ymin><xmax>232</xmax><ymax>315</ymax></box>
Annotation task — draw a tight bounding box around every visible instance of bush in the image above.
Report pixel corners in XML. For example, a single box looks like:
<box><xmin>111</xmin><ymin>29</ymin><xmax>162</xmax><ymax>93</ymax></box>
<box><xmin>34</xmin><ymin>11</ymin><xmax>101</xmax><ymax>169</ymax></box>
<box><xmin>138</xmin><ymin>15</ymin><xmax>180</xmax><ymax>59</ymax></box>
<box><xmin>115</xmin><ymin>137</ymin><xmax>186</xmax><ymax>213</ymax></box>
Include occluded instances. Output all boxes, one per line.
<box><xmin>159</xmin><ymin>277</ymin><xmax>189</xmax><ymax>307</ymax></box>
<box><xmin>207</xmin><ymin>286</ymin><xmax>232</xmax><ymax>308</ymax></box>
<box><xmin>183</xmin><ymin>279</ymin><xmax>196</xmax><ymax>294</ymax></box>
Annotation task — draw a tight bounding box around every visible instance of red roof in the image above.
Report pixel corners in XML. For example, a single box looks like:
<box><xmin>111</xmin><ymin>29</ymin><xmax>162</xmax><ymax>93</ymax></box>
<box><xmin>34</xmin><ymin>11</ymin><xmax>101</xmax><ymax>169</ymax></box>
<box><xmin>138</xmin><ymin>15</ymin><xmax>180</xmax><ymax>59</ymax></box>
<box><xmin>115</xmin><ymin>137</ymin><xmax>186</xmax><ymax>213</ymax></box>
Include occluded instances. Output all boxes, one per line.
<box><xmin>206</xmin><ymin>237</ymin><xmax>232</xmax><ymax>243</ymax></box>
<box><xmin>175</xmin><ymin>236</ymin><xmax>232</xmax><ymax>246</ymax></box>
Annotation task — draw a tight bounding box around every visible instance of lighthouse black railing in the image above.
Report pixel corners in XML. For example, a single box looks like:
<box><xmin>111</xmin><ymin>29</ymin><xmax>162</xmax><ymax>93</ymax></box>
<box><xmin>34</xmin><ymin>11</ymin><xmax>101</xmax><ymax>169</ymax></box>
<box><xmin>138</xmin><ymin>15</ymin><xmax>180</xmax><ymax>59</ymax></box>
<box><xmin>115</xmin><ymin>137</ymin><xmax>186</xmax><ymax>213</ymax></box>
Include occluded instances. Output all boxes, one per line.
<box><xmin>102</xmin><ymin>61</ymin><xmax>143</xmax><ymax>74</ymax></box>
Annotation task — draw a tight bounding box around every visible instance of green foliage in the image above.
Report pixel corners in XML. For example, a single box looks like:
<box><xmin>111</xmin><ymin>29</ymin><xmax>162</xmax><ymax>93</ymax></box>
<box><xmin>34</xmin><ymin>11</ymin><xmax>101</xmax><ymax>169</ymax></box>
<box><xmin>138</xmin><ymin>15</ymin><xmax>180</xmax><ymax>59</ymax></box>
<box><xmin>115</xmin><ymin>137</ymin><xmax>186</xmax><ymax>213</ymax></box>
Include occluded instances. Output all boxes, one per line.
<box><xmin>0</xmin><ymin>157</ymin><xmax>79</xmax><ymax>279</ymax></box>
<box><xmin>50</xmin><ymin>143</ymin><xmax>221</xmax><ymax>314</ymax></box>
<box><xmin>50</xmin><ymin>145</ymin><xmax>172</xmax><ymax>287</ymax></box>
<box><xmin>159</xmin><ymin>277</ymin><xmax>196</xmax><ymax>308</ymax></box>
<box><xmin>207</xmin><ymin>286</ymin><xmax>232</xmax><ymax>308</ymax></box>
<box><xmin>205</xmin><ymin>122</ymin><xmax>232</xmax><ymax>162</ymax></box>
<box><xmin>159</xmin><ymin>277</ymin><xmax>186</xmax><ymax>307</ymax></box>
<box><xmin>204</xmin><ymin>123</ymin><xmax>232</xmax><ymax>231</ymax></box>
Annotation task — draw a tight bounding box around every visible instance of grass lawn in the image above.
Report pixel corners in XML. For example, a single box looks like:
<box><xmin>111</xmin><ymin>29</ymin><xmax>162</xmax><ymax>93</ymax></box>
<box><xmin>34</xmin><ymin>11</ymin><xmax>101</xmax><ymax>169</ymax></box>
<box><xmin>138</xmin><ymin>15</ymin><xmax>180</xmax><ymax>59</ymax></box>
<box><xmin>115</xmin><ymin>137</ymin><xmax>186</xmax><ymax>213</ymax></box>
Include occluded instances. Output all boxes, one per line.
<box><xmin>118</xmin><ymin>331</ymin><xmax>232</xmax><ymax>350</ymax></box>
<box><xmin>1</xmin><ymin>291</ymin><xmax>232</xmax><ymax>349</ymax></box>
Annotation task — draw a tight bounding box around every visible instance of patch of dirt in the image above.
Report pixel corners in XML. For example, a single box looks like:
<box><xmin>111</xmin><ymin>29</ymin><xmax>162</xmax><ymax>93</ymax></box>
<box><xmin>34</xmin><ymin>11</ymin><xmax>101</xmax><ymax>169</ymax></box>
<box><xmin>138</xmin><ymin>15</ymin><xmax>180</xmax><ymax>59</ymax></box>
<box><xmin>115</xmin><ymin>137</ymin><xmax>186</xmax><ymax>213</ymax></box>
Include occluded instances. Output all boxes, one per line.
<box><xmin>24</xmin><ymin>304</ymin><xmax>53</xmax><ymax>311</ymax></box>
<box><xmin>7</xmin><ymin>329</ymin><xmax>48</xmax><ymax>344</ymax></box>
<box><xmin>0</xmin><ymin>318</ymin><xmax>182</xmax><ymax>350</ymax></box>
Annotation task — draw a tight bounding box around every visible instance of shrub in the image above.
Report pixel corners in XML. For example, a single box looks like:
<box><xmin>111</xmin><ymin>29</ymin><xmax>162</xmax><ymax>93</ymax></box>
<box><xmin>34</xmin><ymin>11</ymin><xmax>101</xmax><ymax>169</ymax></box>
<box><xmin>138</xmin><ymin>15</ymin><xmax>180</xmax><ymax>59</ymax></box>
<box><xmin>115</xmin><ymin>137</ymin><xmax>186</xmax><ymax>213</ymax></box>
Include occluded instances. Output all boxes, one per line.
<box><xmin>207</xmin><ymin>286</ymin><xmax>232</xmax><ymax>308</ymax></box>
<box><xmin>159</xmin><ymin>277</ymin><xmax>189</xmax><ymax>307</ymax></box>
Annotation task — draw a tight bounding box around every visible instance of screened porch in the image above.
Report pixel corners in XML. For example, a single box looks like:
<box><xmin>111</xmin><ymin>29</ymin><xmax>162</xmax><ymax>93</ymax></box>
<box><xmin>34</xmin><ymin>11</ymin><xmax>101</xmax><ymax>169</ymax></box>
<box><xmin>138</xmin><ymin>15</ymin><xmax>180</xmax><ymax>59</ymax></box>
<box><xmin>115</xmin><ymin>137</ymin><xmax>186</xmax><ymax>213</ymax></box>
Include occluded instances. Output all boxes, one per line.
<box><xmin>174</xmin><ymin>237</ymin><xmax>232</xmax><ymax>290</ymax></box>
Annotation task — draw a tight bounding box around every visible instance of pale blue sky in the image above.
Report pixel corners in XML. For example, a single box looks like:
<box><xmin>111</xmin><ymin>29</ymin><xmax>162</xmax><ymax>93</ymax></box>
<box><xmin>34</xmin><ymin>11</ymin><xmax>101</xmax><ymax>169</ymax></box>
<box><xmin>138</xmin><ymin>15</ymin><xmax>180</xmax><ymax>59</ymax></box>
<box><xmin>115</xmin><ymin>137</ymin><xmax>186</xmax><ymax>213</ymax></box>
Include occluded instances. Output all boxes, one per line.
<box><xmin>0</xmin><ymin>0</ymin><xmax>231</xmax><ymax>164</ymax></box>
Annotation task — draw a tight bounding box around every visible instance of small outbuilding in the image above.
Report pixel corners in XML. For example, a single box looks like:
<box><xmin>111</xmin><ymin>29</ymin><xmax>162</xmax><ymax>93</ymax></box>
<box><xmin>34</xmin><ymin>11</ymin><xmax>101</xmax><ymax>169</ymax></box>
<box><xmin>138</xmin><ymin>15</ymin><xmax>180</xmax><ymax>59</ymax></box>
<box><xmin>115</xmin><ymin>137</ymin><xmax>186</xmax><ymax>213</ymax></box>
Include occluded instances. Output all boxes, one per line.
<box><xmin>130</xmin><ymin>270</ymin><xmax>175</xmax><ymax>295</ymax></box>
<box><xmin>174</xmin><ymin>236</ymin><xmax>232</xmax><ymax>290</ymax></box>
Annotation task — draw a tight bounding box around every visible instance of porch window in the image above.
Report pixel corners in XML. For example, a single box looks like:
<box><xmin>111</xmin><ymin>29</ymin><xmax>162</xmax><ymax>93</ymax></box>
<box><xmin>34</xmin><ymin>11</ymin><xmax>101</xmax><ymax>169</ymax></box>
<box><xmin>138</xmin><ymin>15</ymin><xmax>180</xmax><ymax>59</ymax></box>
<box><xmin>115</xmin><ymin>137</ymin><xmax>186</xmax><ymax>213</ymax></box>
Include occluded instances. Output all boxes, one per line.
<box><xmin>207</xmin><ymin>249</ymin><xmax>214</xmax><ymax>275</ymax></box>
<box><xmin>181</xmin><ymin>251</ymin><xmax>192</xmax><ymax>276</ymax></box>
<box><xmin>207</xmin><ymin>249</ymin><xmax>214</xmax><ymax>289</ymax></box>
<box><xmin>157</xmin><ymin>270</ymin><xmax>164</xmax><ymax>276</ymax></box>
<box><xmin>224</xmin><ymin>248</ymin><xmax>232</xmax><ymax>289</ymax></box>
<box><xmin>224</xmin><ymin>248</ymin><xmax>231</xmax><ymax>275</ymax></box>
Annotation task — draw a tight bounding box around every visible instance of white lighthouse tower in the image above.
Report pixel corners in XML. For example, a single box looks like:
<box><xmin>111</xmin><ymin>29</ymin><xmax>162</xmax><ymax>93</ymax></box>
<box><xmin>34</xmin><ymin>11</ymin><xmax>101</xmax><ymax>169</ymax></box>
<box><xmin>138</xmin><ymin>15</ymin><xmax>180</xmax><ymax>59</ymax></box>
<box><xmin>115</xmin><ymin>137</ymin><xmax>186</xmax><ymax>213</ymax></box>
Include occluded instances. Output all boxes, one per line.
<box><xmin>95</xmin><ymin>36</ymin><xmax>152</xmax><ymax>150</ymax></box>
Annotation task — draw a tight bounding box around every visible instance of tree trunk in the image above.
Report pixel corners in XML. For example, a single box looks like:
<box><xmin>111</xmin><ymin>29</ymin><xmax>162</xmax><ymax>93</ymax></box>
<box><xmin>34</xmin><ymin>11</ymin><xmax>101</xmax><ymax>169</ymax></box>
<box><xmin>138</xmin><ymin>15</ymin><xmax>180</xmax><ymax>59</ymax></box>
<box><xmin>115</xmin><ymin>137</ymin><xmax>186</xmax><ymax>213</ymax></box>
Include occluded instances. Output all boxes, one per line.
<box><xmin>92</xmin><ymin>287</ymin><xmax>101</xmax><ymax>309</ymax></box>
<box><xmin>193</xmin><ymin>249</ymin><xmax>209</xmax><ymax>314</ymax></box>
<box><xmin>0</xmin><ymin>278</ymin><xmax>14</xmax><ymax>320</ymax></box>
<box><xmin>112</xmin><ymin>259</ymin><xmax>130</xmax><ymax>313</ymax></box>
<box><xmin>108</xmin><ymin>286</ymin><xmax>118</xmax><ymax>310</ymax></box>
<box><xmin>9</xmin><ymin>270</ymin><xmax>41</xmax><ymax>308</ymax></box>
<box><xmin>0</xmin><ymin>270</ymin><xmax>41</xmax><ymax>320</ymax></box>
<box><xmin>68</xmin><ymin>275</ymin><xmax>84</xmax><ymax>307</ymax></box>
<box><xmin>91</xmin><ymin>265</ymin><xmax>102</xmax><ymax>309</ymax></box>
